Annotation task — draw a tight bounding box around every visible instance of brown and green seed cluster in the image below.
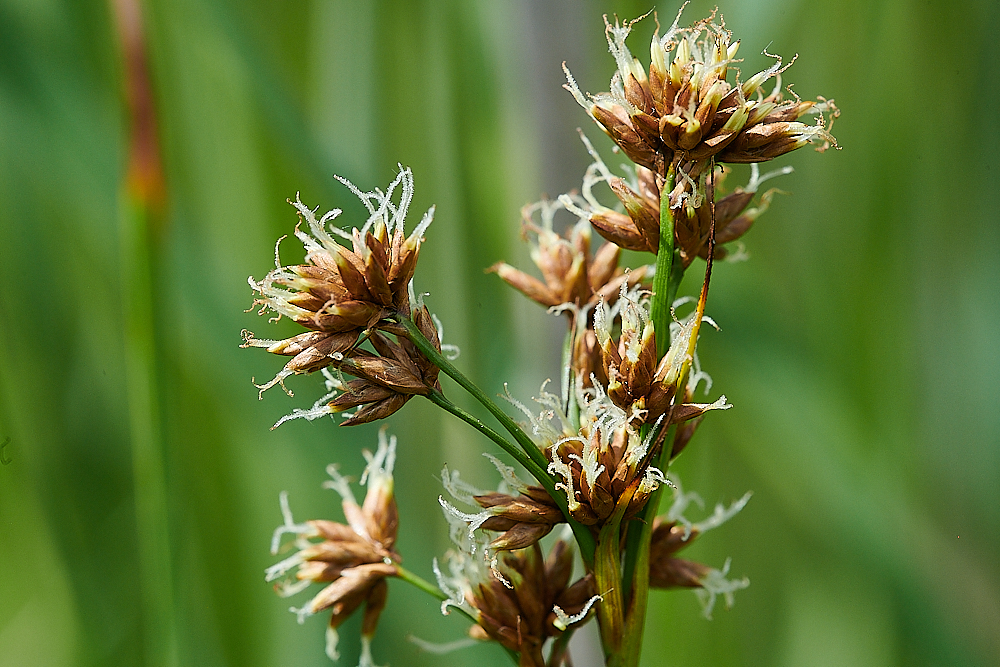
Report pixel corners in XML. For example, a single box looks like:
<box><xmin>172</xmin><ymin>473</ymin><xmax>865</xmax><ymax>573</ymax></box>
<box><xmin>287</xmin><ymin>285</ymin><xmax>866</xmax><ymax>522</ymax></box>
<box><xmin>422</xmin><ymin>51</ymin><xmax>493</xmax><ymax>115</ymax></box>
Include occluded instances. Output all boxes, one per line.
<box><xmin>463</xmin><ymin>541</ymin><xmax>596</xmax><ymax>667</ymax></box>
<box><xmin>266</xmin><ymin>432</ymin><xmax>400</xmax><ymax>662</ymax></box>
<box><xmin>565</xmin><ymin>9</ymin><xmax>837</xmax><ymax>184</ymax></box>
<box><xmin>244</xmin><ymin>169</ymin><xmax>441</xmax><ymax>425</ymax></box>
<box><xmin>564</xmin><ymin>9</ymin><xmax>837</xmax><ymax>267</ymax></box>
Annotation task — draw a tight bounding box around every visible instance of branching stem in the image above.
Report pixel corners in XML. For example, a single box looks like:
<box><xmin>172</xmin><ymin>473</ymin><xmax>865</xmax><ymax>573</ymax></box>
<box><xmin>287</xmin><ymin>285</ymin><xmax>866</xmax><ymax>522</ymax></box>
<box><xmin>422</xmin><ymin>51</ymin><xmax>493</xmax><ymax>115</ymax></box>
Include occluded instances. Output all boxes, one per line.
<box><xmin>397</xmin><ymin>315</ymin><xmax>597</xmax><ymax>564</ymax></box>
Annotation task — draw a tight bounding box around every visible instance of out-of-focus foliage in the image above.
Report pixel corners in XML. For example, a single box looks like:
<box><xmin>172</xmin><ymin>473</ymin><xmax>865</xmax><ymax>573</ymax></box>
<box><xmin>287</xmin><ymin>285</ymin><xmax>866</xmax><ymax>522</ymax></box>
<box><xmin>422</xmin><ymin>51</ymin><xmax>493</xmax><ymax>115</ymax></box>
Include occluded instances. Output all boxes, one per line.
<box><xmin>0</xmin><ymin>1</ymin><xmax>997</xmax><ymax>666</ymax></box>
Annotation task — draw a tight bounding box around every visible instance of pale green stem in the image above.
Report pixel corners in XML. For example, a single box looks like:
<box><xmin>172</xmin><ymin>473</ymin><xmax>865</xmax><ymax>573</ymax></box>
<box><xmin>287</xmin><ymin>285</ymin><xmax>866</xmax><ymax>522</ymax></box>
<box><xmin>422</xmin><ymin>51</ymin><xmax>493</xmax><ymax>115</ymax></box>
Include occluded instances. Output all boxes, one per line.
<box><xmin>561</xmin><ymin>321</ymin><xmax>580</xmax><ymax>432</ymax></box>
<box><xmin>650</xmin><ymin>170</ymin><xmax>683</xmax><ymax>359</ymax></box>
<box><xmin>617</xmin><ymin>170</ymin><xmax>689</xmax><ymax>667</ymax></box>
<box><xmin>424</xmin><ymin>389</ymin><xmax>548</xmax><ymax>491</ymax></box>
<box><xmin>620</xmin><ymin>481</ymin><xmax>667</xmax><ymax>665</ymax></box>
<box><xmin>619</xmin><ymin>423</ymin><xmax>672</xmax><ymax>606</ymax></box>
<box><xmin>594</xmin><ymin>484</ymin><xmax>640</xmax><ymax>667</ymax></box>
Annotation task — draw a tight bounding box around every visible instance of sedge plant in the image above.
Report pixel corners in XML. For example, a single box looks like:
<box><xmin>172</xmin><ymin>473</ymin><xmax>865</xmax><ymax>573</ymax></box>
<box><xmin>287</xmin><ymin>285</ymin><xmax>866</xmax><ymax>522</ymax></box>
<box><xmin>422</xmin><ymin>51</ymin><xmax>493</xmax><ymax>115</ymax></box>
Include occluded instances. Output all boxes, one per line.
<box><xmin>243</xmin><ymin>7</ymin><xmax>838</xmax><ymax>667</ymax></box>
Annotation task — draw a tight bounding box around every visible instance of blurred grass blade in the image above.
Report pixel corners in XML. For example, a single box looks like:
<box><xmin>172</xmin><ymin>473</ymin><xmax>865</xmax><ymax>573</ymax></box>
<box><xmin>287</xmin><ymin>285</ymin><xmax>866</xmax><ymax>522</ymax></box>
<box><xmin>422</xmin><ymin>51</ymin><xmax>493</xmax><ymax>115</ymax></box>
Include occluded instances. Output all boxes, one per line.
<box><xmin>111</xmin><ymin>0</ymin><xmax>178</xmax><ymax>665</ymax></box>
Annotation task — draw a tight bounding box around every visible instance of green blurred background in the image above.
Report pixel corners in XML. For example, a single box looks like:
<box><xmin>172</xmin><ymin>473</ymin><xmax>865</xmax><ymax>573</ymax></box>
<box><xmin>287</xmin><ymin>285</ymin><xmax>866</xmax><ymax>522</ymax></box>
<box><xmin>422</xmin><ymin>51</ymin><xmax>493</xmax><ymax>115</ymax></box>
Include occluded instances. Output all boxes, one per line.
<box><xmin>1</xmin><ymin>0</ymin><xmax>998</xmax><ymax>665</ymax></box>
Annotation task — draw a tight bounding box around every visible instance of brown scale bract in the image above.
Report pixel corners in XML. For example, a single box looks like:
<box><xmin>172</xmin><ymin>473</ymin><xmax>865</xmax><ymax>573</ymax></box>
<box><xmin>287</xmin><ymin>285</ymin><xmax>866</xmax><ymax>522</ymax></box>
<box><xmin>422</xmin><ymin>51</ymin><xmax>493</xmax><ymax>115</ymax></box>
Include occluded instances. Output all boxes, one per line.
<box><xmin>647</xmin><ymin>516</ymin><xmax>711</xmax><ymax>589</ymax></box>
<box><xmin>323</xmin><ymin>305</ymin><xmax>443</xmax><ymax>426</ymax></box>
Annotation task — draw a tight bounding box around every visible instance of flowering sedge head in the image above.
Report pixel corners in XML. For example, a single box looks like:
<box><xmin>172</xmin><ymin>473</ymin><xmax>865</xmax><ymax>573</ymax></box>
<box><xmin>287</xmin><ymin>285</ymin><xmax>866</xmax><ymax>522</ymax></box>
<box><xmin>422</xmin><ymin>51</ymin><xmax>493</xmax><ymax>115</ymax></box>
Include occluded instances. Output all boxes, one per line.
<box><xmin>491</xmin><ymin>376</ymin><xmax>667</xmax><ymax>526</ymax></box>
<box><xmin>254</xmin><ymin>303</ymin><xmax>445</xmax><ymax>429</ymax></box>
<box><xmin>488</xmin><ymin>196</ymin><xmax>647</xmax><ymax>315</ymax></box>
<box><xmin>266</xmin><ymin>430</ymin><xmax>400</xmax><ymax>663</ymax></box>
<box><xmin>593</xmin><ymin>284</ymin><xmax>731</xmax><ymax>429</ymax></box>
<box><xmin>564</xmin><ymin>7</ymin><xmax>838</xmax><ymax>210</ymax></box>
<box><xmin>244</xmin><ymin>167</ymin><xmax>435</xmax><ymax>401</ymax></box>
<box><xmin>648</xmin><ymin>480</ymin><xmax>752</xmax><ymax>619</ymax></box>
<box><xmin>433</xmin><ymin>521</ymin><xmax>597</xmax><ymax>667</ymax></box>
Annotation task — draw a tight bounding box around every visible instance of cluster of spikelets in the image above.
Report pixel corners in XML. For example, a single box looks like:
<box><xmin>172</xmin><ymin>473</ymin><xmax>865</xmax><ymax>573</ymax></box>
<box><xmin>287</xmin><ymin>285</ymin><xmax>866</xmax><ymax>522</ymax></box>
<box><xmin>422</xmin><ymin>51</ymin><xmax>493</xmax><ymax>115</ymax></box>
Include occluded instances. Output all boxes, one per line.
<box><xmin>251</xmin><ymin>167</ymin><xmax>752</xmax><ymax>663</ymax></box>
<box><xmin>249</xmin><ymin>6</ymin><xmax>837</xmax><ymax>666</ymax></box>
<box><xmin>266</xmin><ymin>431</ymin><xmax>400</xmax><ymax>665</ymax></box>
<box><xmin>564</xmin><ymin>7</ymin><xmax>837</xmax><ymax>191</ymax></box>
<box><xmin>562</xmin><ymin>6</ymin><xmax>837</xmax><ymax>267</ymax></box>
<box><xmin>243</xmin><ymin>168</ymin><xmax>447</xmax><ymax>426</ymax></box>
<box><xmin>437</xmin><ymin>287</ymin><xmax>730</xmax><ymax>549</ymax></box>
<box><xmin>435</xmin><ymin>518</ymin><xmax>599</xmax><ymax>667</ymax></box>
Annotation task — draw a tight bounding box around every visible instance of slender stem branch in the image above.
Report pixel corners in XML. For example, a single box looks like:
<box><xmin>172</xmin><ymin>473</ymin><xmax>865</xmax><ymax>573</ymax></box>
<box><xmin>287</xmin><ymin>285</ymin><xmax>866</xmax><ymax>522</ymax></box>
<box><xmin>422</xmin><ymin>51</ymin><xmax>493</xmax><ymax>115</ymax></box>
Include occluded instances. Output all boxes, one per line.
<box><xmin>424</xmin><ymin>389</ymin><xmax>547</xmax><ymax>488</ymax></box>
<box><xmin>404</xmin><ymin>326</ymin><xmax>597</xmax><ymax>564</ymax></box>
<box><xmin>393</xmin><ymin>314</ymin><xmax>547</xmax><ymax>471</ymax></box>
<box><xmin>620</xmin><ymin>422</ymin><xmax>672</xmax><ymax>603</ymax></box>
<box><xmin>617</xmin><ymin>169</ymin><xmax>690</xmax><ymax>666</ymax></box>
<box><xmin>393</xmin><ymin>564</ymin><xmax>519</xmax><ymax>665</ymax></box>
<box><xmin>594</xmin><ymin>482</ymin><xmax>640</xmax><ymax>666</ymax></box>
<box><xmin>620</xmin><ymin>479</ymin><xmax>668</xmax><ymax>664</ymax></box>
<box><xmin>561</xmin><ymin>320</ymin><xmax>580</xmax><ymax>433</ymax></box>
<box><xmin>393</xmin><ymin>563</ymin><xmax>452</xmax><ymax>607</ymax></box>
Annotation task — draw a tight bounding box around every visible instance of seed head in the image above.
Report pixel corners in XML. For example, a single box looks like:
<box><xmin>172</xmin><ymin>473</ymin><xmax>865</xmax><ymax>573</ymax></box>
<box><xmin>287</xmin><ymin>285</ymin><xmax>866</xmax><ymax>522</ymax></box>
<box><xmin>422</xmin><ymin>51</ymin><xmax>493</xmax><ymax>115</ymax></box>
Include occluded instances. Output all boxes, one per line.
<box><xmin>244</xmin><ymin>167</ymin><xmax>436</xmax><ymax>406</ymax></box>
<box><xmin>564</xmin><ymin>7</ymin><xmax>838</xmax><ymax>212</ymax></box>
<box><xmin>489</xmin><ymin>196</ymin><xmax>647</xmax><ymax>314</ymax></box>
<box><xmin>434</xmin><ymin>531</ymin><xmax>597</xmax><ymax>667</ymax></box>
<box><xmin>594</xmin><ymin>285</ymin><xmax>732</xmax><ymax>429</ymax></box>
<box><xmin>266</xmin><ymin>430</ymin><xmax>400</xmax><ymax>662</ymax></box>
<box><xmin>497</xmin><ymin>378</ymin><xmax>672</xmax><ymax>527</ymax></box>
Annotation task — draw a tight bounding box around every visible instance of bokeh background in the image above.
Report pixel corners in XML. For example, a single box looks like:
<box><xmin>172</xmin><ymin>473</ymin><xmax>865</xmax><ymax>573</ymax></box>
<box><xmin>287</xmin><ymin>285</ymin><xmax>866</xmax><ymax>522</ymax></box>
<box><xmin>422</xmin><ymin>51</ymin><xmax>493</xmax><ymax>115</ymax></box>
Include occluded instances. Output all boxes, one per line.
<box><xmin>1</xmin><ymin>0</ymin><xmax>998</xmax><ymax>665</ymax></box>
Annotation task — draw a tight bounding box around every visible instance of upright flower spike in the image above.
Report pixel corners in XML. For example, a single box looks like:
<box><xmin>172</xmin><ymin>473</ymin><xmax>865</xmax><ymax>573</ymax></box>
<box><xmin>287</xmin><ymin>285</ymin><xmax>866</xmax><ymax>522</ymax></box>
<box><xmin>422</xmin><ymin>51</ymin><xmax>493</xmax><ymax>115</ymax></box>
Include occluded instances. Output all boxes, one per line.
<box><xmin>266</xmin><ymin>431</ymin><xmax>401</xmax><ymax>664</ymax></box>
<box><xmin>244</xmin><ymin>167</ymin><xmax>435</xmax><ymax>396</ymax></box>
<box><xmin>564</xmin><ymin>8</ymin><xmax>838</xmax><ymax>209</ymax></box>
